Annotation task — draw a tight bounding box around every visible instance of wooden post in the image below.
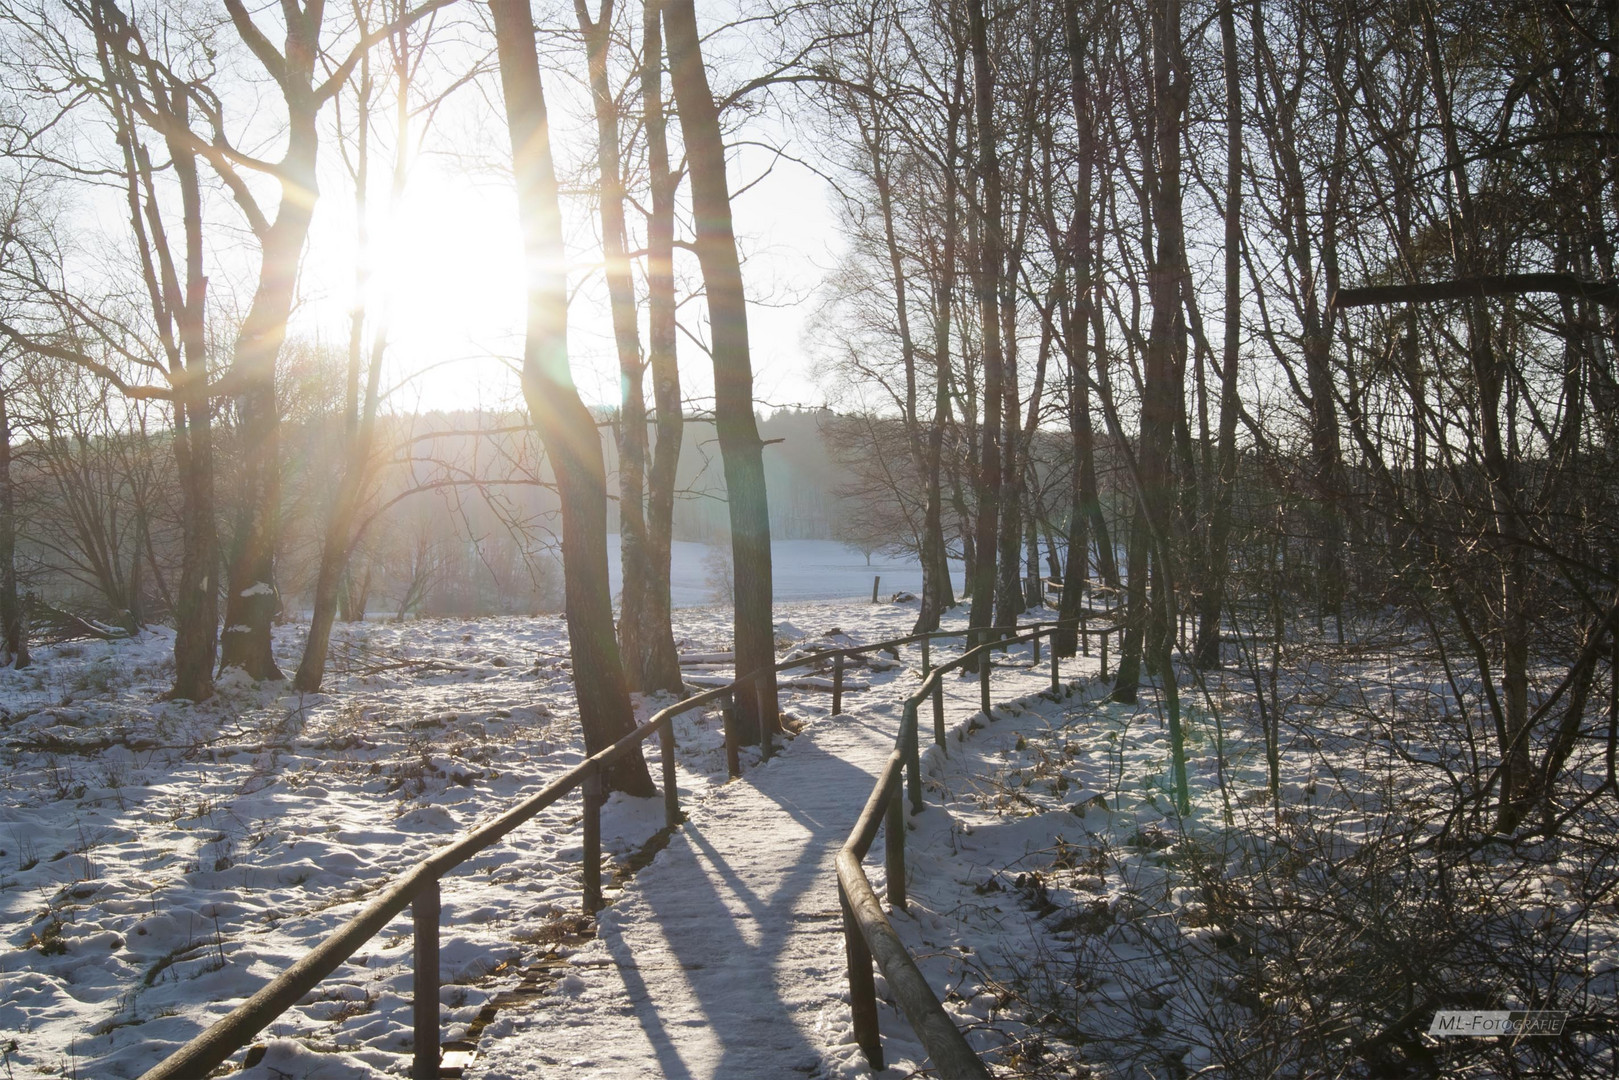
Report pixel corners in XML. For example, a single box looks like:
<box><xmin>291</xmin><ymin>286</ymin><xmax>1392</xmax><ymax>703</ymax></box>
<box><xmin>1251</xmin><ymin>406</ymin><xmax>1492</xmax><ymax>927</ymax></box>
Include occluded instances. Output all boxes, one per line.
<box><xmin>921</xmin><ymin>636</ymin><xmax>930</xmax><ymax>678</ymax></box>
<box><xmin>980</xmin><ymin>652</ymin><xmax>991</xmax><ymax>716</ymax></box>
<box><xmin>932</xmin><ymin>679</ymin><xmax>946</xmax><ymax>750</ymax></box>
<box><xmin>582</xmin><ymin>767</ymin><xmax>603</xmax><ymax>913</ymax></box>
<box><xmin>832</xmin><ymin>653</ymin><xmax>844</xmax><ymax>715</ymax></box>
<box><xmin>659</xmin><ymin>717</ymin><xmax>680</xmax><ymax>827</ymax></box>
<box><xmin>1032</xmin><ymin>629</ymin><xmax>1041</xmax><ymax>664</ymax></box>
<box><xmin>722</xmin><ymin>690</ymin><xmax>740</xmax><ymax>779</ymax></box>
<box><xmin>904</xmin><ymin>702</ymin><xmax>922</xmax><ymax>814</ymax></box>
<box><xmin>1082</xmin><ymin>604</ymin><xmax>1089</xmax><ymax>656</ymax></box>
<box><xmin>1101</xmin><ymin>630</ymin><xmax>1109</xmax><ymax>680</ymax></box>
<box><xmin>412</xmin><ymin>879</ymin><xmax>440</xmax><ymax>1080</ymax></box>
<box><xmin>1051</xmin><ymin>641</ymin><xmax>1061</xmax><ymax>697</ymax></box>
<box><xmin>872</xmin><ymin>575</ymin><xmax>881</xmax><ymax>603</ymax></box>
<box><xmin>885</xmin><ymin>784</ymin><xmax>906</xmax><ymax>909</ymax></box>
<box><xmin>757</xmin><ymin>676</ymin><xmax>774</xmax><ymax>761</ymax></box>
<box><xmin>840</xmin><ymin>882</ymin><xmax>884</xmax><ymax>1070</ymax></box>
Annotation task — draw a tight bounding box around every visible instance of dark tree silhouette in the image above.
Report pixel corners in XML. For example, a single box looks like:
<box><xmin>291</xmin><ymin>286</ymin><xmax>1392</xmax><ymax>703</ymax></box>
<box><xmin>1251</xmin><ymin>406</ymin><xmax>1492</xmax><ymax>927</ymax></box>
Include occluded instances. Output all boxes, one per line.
<box><xmin>490</xmin><ymin>0</ymin><xmax>654</xmax><ymax>795</ymax></box>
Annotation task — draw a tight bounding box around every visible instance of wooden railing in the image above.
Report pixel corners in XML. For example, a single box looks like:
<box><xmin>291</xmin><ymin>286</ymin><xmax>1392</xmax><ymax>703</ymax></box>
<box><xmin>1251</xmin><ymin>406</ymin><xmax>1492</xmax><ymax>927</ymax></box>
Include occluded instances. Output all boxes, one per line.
<box><xmin>137</xmin><ymin>682</ymin><xmax>705</xmax><ymax>1080</ymax></box>
<box><xmin>137</xmin><ymin>611</ymin><xmax>1120</xmax><ymax>1080</ymax></box>
<box><xmin>834</xmin><ymin>618</ymin><xmax>1122</xmax><ymax>1075</ymax></box>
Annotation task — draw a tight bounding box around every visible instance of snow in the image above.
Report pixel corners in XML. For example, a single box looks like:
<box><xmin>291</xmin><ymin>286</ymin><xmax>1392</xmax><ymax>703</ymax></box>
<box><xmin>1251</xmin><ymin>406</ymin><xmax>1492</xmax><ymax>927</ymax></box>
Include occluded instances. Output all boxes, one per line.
<box><xmin>467</xmin><ymin>711</ymin><xmax>895</xmax><ymax>1079</ymax></box>
<box><xmin>0</xmin><ymin>586</ymin><xmax>946</xmax><ymax>1078</ymax></box>
<box><xmin>4</xmin><ymin>588</ymin><xmax>1612</xmax><ymax>1078</ymax></box>
<box><xmin>608</xmin><ymin>537</ymin><xmax>964</xmax><ymax>608</ymax></box>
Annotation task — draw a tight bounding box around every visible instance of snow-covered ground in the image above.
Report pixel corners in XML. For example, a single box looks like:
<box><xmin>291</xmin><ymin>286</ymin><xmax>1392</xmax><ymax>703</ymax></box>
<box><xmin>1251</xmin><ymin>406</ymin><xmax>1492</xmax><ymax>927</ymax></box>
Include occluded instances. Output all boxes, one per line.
<box><xmin>3</xmin><ymin>593</ymin><xmax>1614</xmax><ymax>1078</ymax></box>
<box><xmin>456</xmin><ymin>616</ymin><xmax>1069</xmax><ymax>1080</ymax></box>
<box><xmin>606</xmin><ymin>537</ymin><xmax>966</xmax><ymax>608</ymax></box>
<box><xmin>0</xmin><ymin>593</ymin><xmax>939</xmax><ymax>1078</ymax></box>
<box><xmin>883</xmin><ymin>620</ymin><xmax>1619</xmax><ymax>1077</ymax></box>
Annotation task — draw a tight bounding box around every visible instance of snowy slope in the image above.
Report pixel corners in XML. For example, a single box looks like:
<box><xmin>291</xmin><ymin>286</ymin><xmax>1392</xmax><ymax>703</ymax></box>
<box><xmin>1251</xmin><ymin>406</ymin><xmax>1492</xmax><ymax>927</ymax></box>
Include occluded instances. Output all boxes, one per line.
<box><xmin>0</xmin><ymin>595</ymin><xmax>942</xmax><ymax>1078</ymax></box>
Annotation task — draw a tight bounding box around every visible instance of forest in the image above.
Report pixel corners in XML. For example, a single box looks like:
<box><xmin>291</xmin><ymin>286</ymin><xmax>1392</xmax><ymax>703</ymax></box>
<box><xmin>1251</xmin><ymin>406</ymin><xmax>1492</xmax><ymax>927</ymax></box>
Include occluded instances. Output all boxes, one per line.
<box><xmin>0</xmin><ymin>0</ymin><xmax>1616</xmax><ymax>1076</ymax></box>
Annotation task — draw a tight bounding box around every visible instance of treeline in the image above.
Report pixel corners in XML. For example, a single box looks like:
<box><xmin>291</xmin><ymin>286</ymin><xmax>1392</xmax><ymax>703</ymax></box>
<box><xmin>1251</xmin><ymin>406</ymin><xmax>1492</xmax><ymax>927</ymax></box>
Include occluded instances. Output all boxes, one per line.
<box><xmin>802</xmin><ymin>0</ymin><xmax>1619</xmax><ymax>832</ymax></box>
<box><xmin>0</xmin><ymin>391</ymin><xmax>873</xmax><ymax>624</ymax></box>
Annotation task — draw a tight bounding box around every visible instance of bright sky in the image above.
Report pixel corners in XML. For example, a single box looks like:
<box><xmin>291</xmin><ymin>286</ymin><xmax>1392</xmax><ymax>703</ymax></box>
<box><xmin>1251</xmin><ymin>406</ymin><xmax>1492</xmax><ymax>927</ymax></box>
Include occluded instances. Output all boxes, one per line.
<box><xmin>296</xmin><ymin>101</ymin><xmax>839</xmax><ymax>418</ymax></box>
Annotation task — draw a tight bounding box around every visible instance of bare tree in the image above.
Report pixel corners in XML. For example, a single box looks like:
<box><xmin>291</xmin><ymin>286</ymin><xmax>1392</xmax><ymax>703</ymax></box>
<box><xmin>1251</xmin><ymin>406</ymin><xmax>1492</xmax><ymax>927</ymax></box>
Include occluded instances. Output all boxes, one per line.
<box><xmin>963</xmin><ymin>0</ymin><xmax>1003</xmax><ymax>662</ymax></box>
<box><xmin>0</xmin><ymin>362</ymin><xmax>26</xmax><ymax>667</ymax></box>
<box><xmin>489</xmin><ymin>0</ymin><xmax>654</xmax><ymax>795</ymax></box>
<box><xmin>1192</xmin><ymin>0</ymin><xmax>1245</xmax><ymax>670</ymax></box>
<box><xmin>0</xmin><ymin>2</ymin><xmax>219</xmax><ymax>695</ymax></box>
<box><xmin>663</xmin><ymin>0</ymin><xmax>779</xmax><ymax>737</ymax></box>
<box><xmin>637</xmin><ymin>0</ymin><xmax>685</xmax><ymax>694</ymax></box>
<box><xmin>573</xmin><ymin>0</ymin><xmax>656</xmax><ymax>694</ymax></box>
<box><xmin>295</xmin><ymin>0</ymin><xmax>461</xmax><ymax>690</ymax></box>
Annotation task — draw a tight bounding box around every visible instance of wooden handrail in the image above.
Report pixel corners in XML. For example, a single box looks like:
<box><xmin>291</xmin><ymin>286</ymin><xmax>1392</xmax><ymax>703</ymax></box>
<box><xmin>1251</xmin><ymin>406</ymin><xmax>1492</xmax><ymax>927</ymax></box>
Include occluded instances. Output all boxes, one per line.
<box><xmin>834</xmin><ymin>623</ymin><xmax>1089</xmax><ymax>1076</ymax></box>
<box><xmin>139</xmin><ymin>616</ymin><xmax>1116</xmax><ymax>1079</ymax></box>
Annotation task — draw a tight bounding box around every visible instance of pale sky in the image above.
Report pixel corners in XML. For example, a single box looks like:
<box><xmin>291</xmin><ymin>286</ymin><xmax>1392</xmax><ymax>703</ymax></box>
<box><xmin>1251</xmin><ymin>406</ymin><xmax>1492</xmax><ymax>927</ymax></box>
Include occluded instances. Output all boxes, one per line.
<box><xmin>295</xmin><ymin>90</ymin><xmax>839</xmax><ymax>418</ymax></box>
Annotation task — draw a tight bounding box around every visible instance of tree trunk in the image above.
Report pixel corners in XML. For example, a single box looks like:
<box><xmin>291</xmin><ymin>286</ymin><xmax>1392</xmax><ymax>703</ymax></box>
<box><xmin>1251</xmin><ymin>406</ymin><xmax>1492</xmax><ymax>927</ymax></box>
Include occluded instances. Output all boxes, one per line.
<box><xmin>663</xmin><ymin>0</ymin><xmax>779</xmax><ymax>738</ymax></box>
<box><xmin>915</xmin><ymin>54</ymin><xmax>964</xmax><ymax>634</ymax></box>
<box><xmin>1111</xmin><ymin>0</ymin><xmax>1193</xmax><ymax>819</ymax></box>
<box><xmin>865</xmin><ymin>101</ymin><xmax>949</xmax><ymax>634</ymax></box>
<box><xmin>1051</xmin><ymin>1</ymin><xmax>1095</xmax><ymax>658</ymax></box>
<box><xmin>166</xmin><ymin>95</ymin><xmax>216</xmax><ymax>699</ymax></box>
<box><xmin>1087</xmin><ymin>251</ymin><xmax>1120</xmax><ymax>589</ymax></box>
<box><xmin>1140</xmin><ymin>0</ymin><xmax>1191</xmax><ymax>811</ymax></box>
<box><xmin>295</xmin><ymin>32</ymin><xmax>403</xmax><ymax>692</ymax></box>
<box><xmin>965</xmin><ymin>0</ymin><xmax>1003</xmax><ymax>662</ymax></box>
<box><xmin>0</xmin><ymin>384</ymin><xmax>26</xmax><ymax>669</ymax></box>
<box><xmin>576</xmin><ymin>0</ymin><xmax>655</xmax><ymax>693</ymax></box>
<box><xmin>219</xmin><ymin>96</ymin><xmax>323</xmax><ymax>682</ymax></box>
<box><xmin>1113</xmin><ymin>510</ymin><xmax>1149</xmax><ymax>701</ymax></box>
<box><xmin>1194</xmin><ymin>0</ymin><xmax>1244</xmax><ymax>671</ymax></box>
<box><xmin>491</xmin><ymin>0</ymin><xmax>654</xmax><ymax>796</ymax></box>
<box><xmin>994</xmin><ymin>313</ymin><xmax>1023</xmax><ymax>628</ymax></box>
<box><xmin>638</xmin><ymin>0</ymin><xmax>684</xmax><ymax>695</ymax></box>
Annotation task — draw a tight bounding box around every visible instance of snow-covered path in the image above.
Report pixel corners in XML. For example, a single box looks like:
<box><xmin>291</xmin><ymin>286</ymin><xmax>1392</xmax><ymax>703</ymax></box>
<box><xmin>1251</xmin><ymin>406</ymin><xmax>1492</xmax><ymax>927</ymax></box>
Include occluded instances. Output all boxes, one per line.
<box><xmin>467</xmin><ymin>708</ymin><xmax>903</xmax><ymax>1080</ymax></box>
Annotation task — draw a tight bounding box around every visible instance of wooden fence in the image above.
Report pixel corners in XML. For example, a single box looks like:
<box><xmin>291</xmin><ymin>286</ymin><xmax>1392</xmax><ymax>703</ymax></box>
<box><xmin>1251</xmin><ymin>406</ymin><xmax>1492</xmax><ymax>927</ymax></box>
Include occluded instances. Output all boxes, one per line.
<box><xmin>835</xmin><ymin>620</ymin><xmax>1121</xmax><ymax>1074</ymax></box>
<box><xmin>137</xmin><ymin>611</ymin><xmax>1120</xmax><ymax>1080</ymax></box>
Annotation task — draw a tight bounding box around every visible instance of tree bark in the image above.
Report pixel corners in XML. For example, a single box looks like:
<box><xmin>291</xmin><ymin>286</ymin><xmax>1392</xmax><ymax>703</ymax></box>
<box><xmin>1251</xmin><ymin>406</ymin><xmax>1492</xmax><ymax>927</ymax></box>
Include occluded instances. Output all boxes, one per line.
<box><xmin>1142</xmin><ymin>0</ymin><xmax>1191</xmax><ymax>812</ymax></box>
<box><xmin>0</xmin><ymin>383</ymin><xmax>27</xmax><ymax>669</ymax></box>
<box><xmin>218</xmin><ymin>8</ymin><xmax>336</xmax><ymax>682</ymax></box>
<box><xmin>965</xmin><ymin>0</ymin><xmax>1003</xmax><ymax>662</ymax></box>
<box><xmin>914</xmin><ymin>53</ymin><xmax>964</xmax><ymax>634</ymax></box>
<box><xmin>1194</xmin><ymin>0</ymin><xmax>1244</xmax><ymax>671</ymax></box>
<box><xmin>638</xmin><ymin>0</ymin><xmax>684</xmax><ymax>694</ymax></box>
<box><xmin>576</xmin><ymin>0</ymin><xmax>655</xmax><ymax>693</ymax></box>
<box><xmin>165</xmin><ymin>88</ymin><xmax>216</xmax><ymax>699</ymax></box>
<box><xmin>663</xmin><ymin>0</ymin><xmax>779</xmax><ymax>737</ymax></box>
<box><xmin>490</xmin><ymin>0</ymin><xmax>654</xmax><ymax>796</ymax></box>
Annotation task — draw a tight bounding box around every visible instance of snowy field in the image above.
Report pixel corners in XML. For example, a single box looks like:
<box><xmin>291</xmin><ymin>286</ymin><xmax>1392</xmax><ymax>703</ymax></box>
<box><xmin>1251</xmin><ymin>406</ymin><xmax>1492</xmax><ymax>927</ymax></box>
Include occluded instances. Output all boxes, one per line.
<box><xmin>0</xmin><ymin>593</ymin><xmax>935</xmax><ymax>1078</ymax></box>
<box><xmin>2</xmin><ymin>592</ymin><xmax>1614</xmax><ymax>1078</ymax></box>
<box><xmin>606</xmin><ymin>537</ymin><xmax>966</xmax><ymax>607</ymax></box>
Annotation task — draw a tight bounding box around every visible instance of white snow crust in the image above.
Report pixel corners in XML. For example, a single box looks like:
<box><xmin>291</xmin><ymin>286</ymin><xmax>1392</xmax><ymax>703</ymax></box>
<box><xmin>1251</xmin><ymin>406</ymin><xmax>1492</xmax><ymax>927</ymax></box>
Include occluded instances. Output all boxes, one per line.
<box><xmin>7</xmin><ymin>580</ymin><xmax>1610</xmax><ymax>1078</ymax></box>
